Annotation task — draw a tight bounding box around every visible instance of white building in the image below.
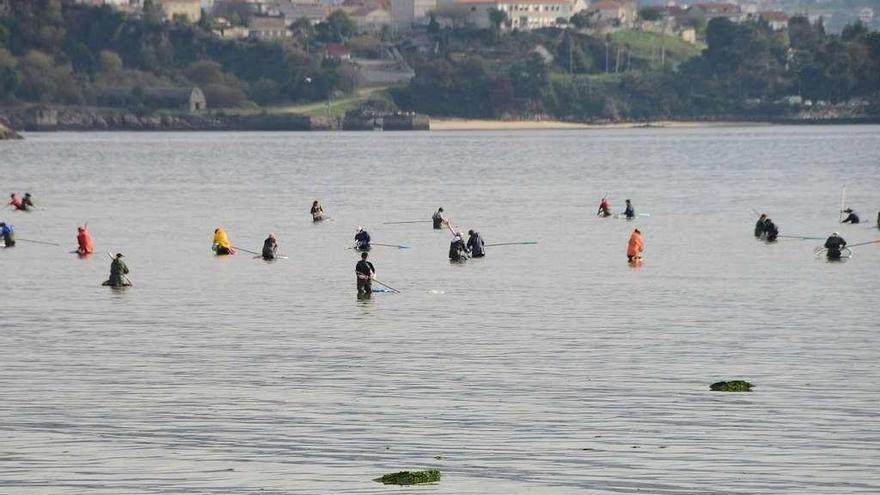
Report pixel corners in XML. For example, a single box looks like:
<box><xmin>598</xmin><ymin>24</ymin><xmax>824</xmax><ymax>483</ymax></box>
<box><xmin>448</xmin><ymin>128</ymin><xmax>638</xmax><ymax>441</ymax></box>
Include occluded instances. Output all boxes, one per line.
<box><xmin>445</xmin><ymin>0</ymin><xmax>584</xmax><ymax>30</ymax></box>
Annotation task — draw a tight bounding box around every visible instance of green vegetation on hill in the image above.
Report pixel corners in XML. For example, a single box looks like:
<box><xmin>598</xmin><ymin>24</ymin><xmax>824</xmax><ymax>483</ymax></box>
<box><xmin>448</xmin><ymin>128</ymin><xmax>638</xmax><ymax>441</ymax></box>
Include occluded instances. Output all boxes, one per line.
<box><xmin>610</xmin><ymin>30</ymin><xmax>704</xmax><ymax>67</ymax></box>
<box><xmin>394</xmin><ymin>19</ymin><xmax>880</xmax><ymax>120</ymax></box>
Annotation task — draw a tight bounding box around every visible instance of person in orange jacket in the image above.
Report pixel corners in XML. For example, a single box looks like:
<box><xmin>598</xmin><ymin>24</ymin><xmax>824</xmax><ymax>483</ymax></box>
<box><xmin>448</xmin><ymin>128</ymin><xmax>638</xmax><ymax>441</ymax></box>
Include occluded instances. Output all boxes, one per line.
<box><xmin>76</xmin><ymin>225</ymin><xmax>94</xmax><ymax>255</ymax></box>
<box><xmin>627</xmin><ymin>228</ymin><xmax>644</xmax><ymax>262</ymax></box>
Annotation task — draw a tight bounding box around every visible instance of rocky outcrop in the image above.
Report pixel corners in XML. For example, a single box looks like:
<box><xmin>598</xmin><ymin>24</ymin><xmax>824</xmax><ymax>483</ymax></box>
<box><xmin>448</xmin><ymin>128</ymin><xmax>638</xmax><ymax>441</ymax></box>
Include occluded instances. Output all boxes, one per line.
<box><xmin>0</xmin><ymin>107</ymin><xmax>325</xmax><ymax>132</ymax></box>
<box><xmin>0</xmin><ymin>122</ymin><xmax>23</xmax><ymax>140</ymax></box>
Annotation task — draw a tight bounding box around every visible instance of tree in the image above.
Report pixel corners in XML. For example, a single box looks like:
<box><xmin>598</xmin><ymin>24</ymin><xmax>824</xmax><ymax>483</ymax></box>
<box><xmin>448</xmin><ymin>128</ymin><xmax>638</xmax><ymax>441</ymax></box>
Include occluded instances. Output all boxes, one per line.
<box><xmin>99</xmin><ymin>50</ymin><xmax>123</xmax><ymax>74</ymax></box>
<box><xmin>318</xmin><ymin>10</ymin><xmax>356</xmax><ymax>42</ymax></box>
<box><xmin>638</xmin><ymin>7</ymin><xmax>663</xmax><ymax>22</ymax></box>
<box><xmin>570</xmin><ymin>10</ymin><xmax>596</xmax><ymax>30</ymax></box>
<box><xmin>488</xmin><ymin>8</ymin><xmax>507</xmax><ymax>35</ymax></box>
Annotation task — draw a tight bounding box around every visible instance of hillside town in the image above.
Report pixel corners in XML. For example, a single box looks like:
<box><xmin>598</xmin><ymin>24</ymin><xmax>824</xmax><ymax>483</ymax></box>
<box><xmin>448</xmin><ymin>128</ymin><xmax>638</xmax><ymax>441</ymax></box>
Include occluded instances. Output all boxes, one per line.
<box><xmin>0</xmin><ymin>0</ymin><xmax>877</xmax><ymax>132</ymax></box>
<box><xmin>78</xmin><ymin>0</ymin><xmax>877</xmax><ymax>38</ymax></box>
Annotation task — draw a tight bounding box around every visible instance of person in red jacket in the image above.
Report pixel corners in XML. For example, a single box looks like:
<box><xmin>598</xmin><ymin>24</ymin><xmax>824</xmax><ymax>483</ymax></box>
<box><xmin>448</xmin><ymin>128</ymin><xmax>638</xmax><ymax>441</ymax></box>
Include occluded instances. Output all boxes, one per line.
<box><xmin>597</xmin><ymin>197</ymin><xmax>611</xmax><ymax>217</ymax></box>
<box><xmin>627</xmin><ymin>228</ymin><xmax>644</xmax><ymax>262</ymax></box>
<box><xmin>8</xmin><ymin>193</ymin><xmax>22</xmax><ymax>210</ymax></box>
<box><xmin>76</xmin><ymin>225</ymin><xmax>94</xmax><ymax>255</ymax></box>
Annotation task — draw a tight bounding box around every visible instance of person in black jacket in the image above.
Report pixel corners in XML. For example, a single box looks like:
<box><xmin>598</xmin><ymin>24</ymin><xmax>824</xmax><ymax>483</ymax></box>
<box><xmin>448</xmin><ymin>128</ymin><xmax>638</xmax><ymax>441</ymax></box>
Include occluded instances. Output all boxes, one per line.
<box><xmin>841</xmin><ymin>208</ymin><xmax>860</xmax><ymax>224</ymax></box>
<box><xmin>754</xmin><ymin>213</ymin><xmax>767</xmax><ymax>237</ymax></box>
<box><xmin>824</xmin><ymin>232</ymin><xmax>847</xmax><ymax>259</ymax></box>
<box><xmin>623</xmin><ymin>199</ymin><xmax>635</xmax><ymax>219</ymax></box>
<box><xmin>763</xmin><ymin>218</ymin><xmax>779</xmax><ymax>242</ymax></box>
<box><xmin>262</xmin><ymin>234</ymin><xmax>277</xmax><ymax>260</ymax></box>
<box><xmin>355</xmin><ymin>252</ymin><xmax>375</xmax><ymax>295</ymax></box>
<box><xmin>449</xmin><ymin>232</ymin><xmax>469</xmax><ymax>262</ymax></box>
<box><xmin>466</xmin><ymin>229</ymin><xmax>485</xmax><ymax>258</ymax></box>
<box><xmin>354</xmin><ymin>227</ymin><xmax>371</xmax><ymax>251</ymax></box>
<box><xmin>432</xmin><ymin>208</ymin><xmax>446</xmax><ymax>229</ymax></box>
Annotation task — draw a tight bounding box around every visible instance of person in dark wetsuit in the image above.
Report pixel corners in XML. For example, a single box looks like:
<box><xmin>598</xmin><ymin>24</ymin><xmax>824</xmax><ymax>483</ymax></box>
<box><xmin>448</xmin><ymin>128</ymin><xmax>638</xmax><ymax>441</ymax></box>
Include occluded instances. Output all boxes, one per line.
<box><xmin>311</xmin><ymin>201</ymin><xmax>324</xmax><ymax>222</ymax></box>
<box><xmin>763</xmin><ymin>218</ymin><xmax>779</xmax><ymax>242</ymax></box>
<box><xmin>449</xmin><ymin>232</ymin><xmax>469</xmax><ymax>262</ymax></box>
<box><xmin>841</xmin><ymin>208</ymin><xmax>860</xmax><ymax>224</ymax></box>
<box><xmin>354</xmin><ymin>227</ymin><xmax>371</xmax><ymax>251</ymax></box>
<box><xmin>432</xmin><ymin>208</ymin><xmax>445</xmax><ymax>229</ymax></box>
<box><xmin>355</xmin><ymin>251</ymin><xmax>375</xmax><ymax>295</ymax></box>
<box><xmin>876</xmin><ymin>211</ymin><xmax>879</xmax><ymax>229</ymax></box>
<box><xmin>466</xmin><ymin>229</ymin><xmax>485</xmax><ymax>258</ymax></box>
<box><xmin>623</xmin><ymin>199</ymin><xmax>635</xmax><ymax>219</ymax></box>
<box><xmin>20</xmin><ymin>193</ymin><xmax>34</xmax><ymax>211</ymax></box>
<box><xmin>0</xmin><ymin>222</ymin><xmax>14</xmax><ymax>247</ymax></box>
<box><xmin>262</xmin><ymin>234</ymin><xmax>277</xmax><ymax>260</ymax></box>
<box><xmin>754</xmin><ymin>214</ymin><xmax>767</xmax><ymax>237</ymax></box>
<box><xmin>824</xmin><ymin>232</ymin><xmax>847</xmax><ymax>259</ymax></box>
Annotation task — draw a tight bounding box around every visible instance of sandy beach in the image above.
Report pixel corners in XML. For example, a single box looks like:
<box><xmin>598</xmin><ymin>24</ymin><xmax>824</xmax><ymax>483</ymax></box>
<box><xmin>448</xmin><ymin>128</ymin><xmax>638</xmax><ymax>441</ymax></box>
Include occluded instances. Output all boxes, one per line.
<box><xmin>429</xmin><ymin>118</ymin><xmax>767</xmax><ymax>131</ymax></box>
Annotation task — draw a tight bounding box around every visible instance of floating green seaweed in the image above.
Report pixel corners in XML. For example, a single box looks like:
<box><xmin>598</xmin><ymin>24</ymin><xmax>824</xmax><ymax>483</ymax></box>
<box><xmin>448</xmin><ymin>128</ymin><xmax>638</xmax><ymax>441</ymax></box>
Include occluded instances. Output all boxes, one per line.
<box><xmin>710</xmin><ymin>380</ymin><xmax>753</xmax><ymax>392</ymax></box>
<box><xmin>374</xmin><ymin>470</ymin><xmax>441</xmax><ymax>485</ymax></box>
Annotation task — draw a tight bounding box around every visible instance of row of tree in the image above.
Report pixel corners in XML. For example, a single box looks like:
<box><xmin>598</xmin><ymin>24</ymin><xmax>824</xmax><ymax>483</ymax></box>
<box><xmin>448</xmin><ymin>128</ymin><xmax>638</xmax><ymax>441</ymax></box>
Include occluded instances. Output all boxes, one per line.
<box><xmin>396</xmin><ymin>17</ymin><xmax>880</xmax><ymax>120</ymax></box>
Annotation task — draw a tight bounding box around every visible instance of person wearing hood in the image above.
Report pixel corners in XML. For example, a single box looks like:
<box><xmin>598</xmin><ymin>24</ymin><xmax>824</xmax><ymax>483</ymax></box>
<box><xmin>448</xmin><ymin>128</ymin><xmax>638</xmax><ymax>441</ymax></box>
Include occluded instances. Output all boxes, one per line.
<box><xmin>824</xmin><ymin>232</ymin><xmax>847</xmax><ymax>260</ymax></box>
<box><xmin>354</xmin><ymin>226</ymin><xmax>371</xmax><ymax>251</ymax></box>
<box><xmin>262</xmin><ymin>234</ymin><xmax>278</xmax><ymax>260</ymax></box>
<box><xmin>449</xmin><ymin>232</ymin><xmax>469</xmax><ymax>262</ymax></box>
<box><xmin>763</xmin><ymin>217</ymin><xmax>779</xmax><ymax>242</ymax></box>
<box><xmin>0</xmin><ymin>222</ymin><xmax>14</xmax><ymax>247</ymax></box>
<box><xmin>76</xmin><ymin>225</ymin><xmax>94</xmax><ymax>255</ymax></box>
<box><xmin>466</xmin><ymin>229</ymin><xmax>485</xmax><ymax>258</ymax></box>
<box><xmin>623</xmin><ymin>199</ymin><xmax>635</xmax><ymax>220</ymax></box>
<box><xmin>212</xmin><ymin>228</ymin><xmax>235</xmax><ymax>255</ymax></box>
<box><xmin>627</xmin><ymin>228</ymin><xmax>644</xmax><ymax>262</ymax></box>
<box><xmin>841</xmin><ymin>208</ymin><xmax>860</xmax><ymax>224</ymax></box>
<box><xmin>311</xmin><ymin>201</ymin><xmax>324</xmax><ymax>222</ymax></box>
<box><xmin>432</xmin><ymin>208</ymin><xmax>446</xmax><ymax>229</ymax></box>
<box><xmin>597</xmin><ymin>197</ymin><xmax>611</xmax><ymax>217</ymax></box>
<box><xmin>103</xmin><ymin>253</ymin><xmax>130</xmax><ymax>288</ymax></box>
<box><xmin>355</xmin><ymin>251</ymin><xmax>375</xmax><ymax>296</ymax></box>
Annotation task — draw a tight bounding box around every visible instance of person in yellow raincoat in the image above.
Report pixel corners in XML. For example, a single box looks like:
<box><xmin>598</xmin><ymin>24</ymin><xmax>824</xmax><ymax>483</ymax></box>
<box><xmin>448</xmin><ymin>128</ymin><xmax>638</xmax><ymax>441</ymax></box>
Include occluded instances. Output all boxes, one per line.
<box><xmin>212</xmin><ymin>227</ymin><xmax>235</xmax><ymax>255</ymax></box>
<box><xmin>627</xmin><ymin>228</ymin><xmax>644</xmax><ymax>262</ymax></box>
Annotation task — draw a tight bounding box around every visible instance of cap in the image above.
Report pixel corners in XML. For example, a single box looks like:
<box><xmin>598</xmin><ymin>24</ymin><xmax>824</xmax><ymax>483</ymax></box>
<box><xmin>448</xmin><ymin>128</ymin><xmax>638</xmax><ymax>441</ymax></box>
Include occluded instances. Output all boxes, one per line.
<box><xmin>116</xmin><ymin>253</ymin><xmax>124</xmax><ymax>258</ymax></box>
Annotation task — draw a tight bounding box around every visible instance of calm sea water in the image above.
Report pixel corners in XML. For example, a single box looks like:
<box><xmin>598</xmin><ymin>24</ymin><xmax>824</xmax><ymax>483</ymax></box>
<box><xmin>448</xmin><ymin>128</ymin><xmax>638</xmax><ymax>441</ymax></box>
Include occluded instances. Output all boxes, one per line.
<box><xmin>1</xmin><ymin>127</ymin><xmax>879</xmax><ymax>494</ymax></box>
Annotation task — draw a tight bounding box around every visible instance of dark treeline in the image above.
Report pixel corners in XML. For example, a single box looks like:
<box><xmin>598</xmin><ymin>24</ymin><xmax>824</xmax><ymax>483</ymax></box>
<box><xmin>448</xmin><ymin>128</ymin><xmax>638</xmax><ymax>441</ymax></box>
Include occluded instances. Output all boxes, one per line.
<box><xmin>0</xmin><ymin>0</ymin><xmax>345</xmax><ymax>108</ymax></box>
<box><xmin>394</xmin><ymin>17</ymin><xmax>880</xmax><ymax>120</ymax></box>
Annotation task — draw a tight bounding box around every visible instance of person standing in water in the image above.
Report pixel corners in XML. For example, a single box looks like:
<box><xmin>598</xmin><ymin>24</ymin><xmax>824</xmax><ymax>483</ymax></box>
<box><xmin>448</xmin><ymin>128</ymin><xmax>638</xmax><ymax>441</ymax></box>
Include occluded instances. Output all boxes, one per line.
<box><xmin>262</xmin><ymin>234</ymin><xmax>278</xmax><ymax>260</ymax></box>
<box><xmin>627</xmin><ymin>228</ymin><xmax>644</xmax><ymax>262</ymax></box>
<box><xmin>763</xmin><ymin>217</ymin><xmax>779</xmax><ymax>242</ymax></box>
<box><xmin>824</xmin><ymin>232</ymin><xmax>847</xmax><ymax>260</ymax></box>
<box><xmin>311</xmin><ymin>201</ymin><xmax>324</xmax><ymax>222</ymax></box>
<box><xmin>21</xmin><ymin>193</ymin><xmax>35</xmax><ymax>211</ymax></box>
<box><xmin>432</xmin><ymin>208</ymin><xmax>446</xmax><ymax>229</ymax></box>
<box><xmin>623</xmin><ymin>199</ymin><xmax>635</xmax><ymax>220</ymax></box>
<box><xmin>754</xmin><ymin>213</ymin><xmax>767</xmax><ymax>237</ymax></box>
<box><xmin>597</xmin><ymin>197</ymin><xmax>611</xmax><ymax>217</ymax></box>
<box><xmin>354</xmin><ymin>227</ymin><xmax>371</xmax><ymax>251</ymax></box>
<box><xmin>449</xmin><ymin>232</ymin><xmax>469</xmax><ymax>262</ymax></box>
<box><xmin>212</xmin><ymin>228</ymin><xmax>235</xmax><ymax>255</ymax></box>
<box><xmin>0</xmin><ymin>222</ymin><xmax>15</xmax><ymax>247</ymax></box>
<box><xmin>8</xmin><ymin>194</ymin><xmax>22</xmax><ymax>210</ymax></box>
<box><xmin>76</xmin><ymin>225</ymin><xmax>94</xmax><ymax>255</ymax></box>
<box><xmin>466</xmin><ymin>229</ymin><xmax>485</xmax><ymax>258</ymax></box>
<box><xmin>104</xmin><ymin>253</ymin><xmax>130</xmax><ymax>287</ymax></box>
<box><xmin>841</xmin><ymin>208</ymin><xmax>860</xmax><ymax>224</ymax></box>
<box><xmin>355</xmin><ymin>251</ymin><xmax>375</xmax><ymax>295</ymax></box>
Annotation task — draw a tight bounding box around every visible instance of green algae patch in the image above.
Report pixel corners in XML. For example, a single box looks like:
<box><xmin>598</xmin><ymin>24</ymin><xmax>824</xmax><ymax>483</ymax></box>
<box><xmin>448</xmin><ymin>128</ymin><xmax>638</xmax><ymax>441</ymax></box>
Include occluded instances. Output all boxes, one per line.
<box><xmin>710</xmin><ymin>380</ymin><xmax>753</xmax><ymax>392</ymax></box>
<box><xmin>374</xmin><ymin>470</ymin><xmax>441</xmax><ymax>485</ymax></box>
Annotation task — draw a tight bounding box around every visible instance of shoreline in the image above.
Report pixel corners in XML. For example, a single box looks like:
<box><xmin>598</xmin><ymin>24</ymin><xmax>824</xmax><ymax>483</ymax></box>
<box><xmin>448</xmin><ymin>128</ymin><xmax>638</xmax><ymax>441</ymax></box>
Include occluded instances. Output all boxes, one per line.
<box><xmin>429</xmin><ymin>119</ymin><xmax>772</xmax><ymax>131</ymax></box>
